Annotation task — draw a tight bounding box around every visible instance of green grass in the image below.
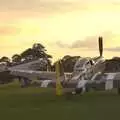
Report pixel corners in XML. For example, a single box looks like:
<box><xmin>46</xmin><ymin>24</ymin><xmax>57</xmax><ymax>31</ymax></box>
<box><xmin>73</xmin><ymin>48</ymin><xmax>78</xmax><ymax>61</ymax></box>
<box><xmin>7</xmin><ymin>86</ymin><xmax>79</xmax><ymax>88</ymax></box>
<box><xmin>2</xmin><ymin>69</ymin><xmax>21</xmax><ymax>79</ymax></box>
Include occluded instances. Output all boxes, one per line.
<box><xmin>0</xmin><ymin>81</ymin><xmax>120</xmax><ymax>120</ymax></box>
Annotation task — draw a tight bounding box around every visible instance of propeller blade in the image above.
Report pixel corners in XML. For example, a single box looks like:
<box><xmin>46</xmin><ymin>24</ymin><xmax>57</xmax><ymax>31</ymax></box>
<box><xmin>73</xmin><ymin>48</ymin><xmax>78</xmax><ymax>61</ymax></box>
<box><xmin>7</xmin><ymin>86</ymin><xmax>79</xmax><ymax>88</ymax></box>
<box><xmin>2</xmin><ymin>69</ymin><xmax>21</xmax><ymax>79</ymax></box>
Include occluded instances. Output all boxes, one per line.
<box><xmin>98</xmin><ymin>36</ymin><xmax>103</xmax><ymax>57</ymax></box>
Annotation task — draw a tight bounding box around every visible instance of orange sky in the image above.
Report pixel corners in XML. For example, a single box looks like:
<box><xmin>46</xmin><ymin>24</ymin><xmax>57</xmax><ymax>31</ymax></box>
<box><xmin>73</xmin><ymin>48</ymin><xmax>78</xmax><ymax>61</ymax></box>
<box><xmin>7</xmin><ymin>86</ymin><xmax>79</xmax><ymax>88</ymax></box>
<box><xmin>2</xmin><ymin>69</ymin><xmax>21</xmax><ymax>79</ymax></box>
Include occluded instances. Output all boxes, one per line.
<box><xmin>0</xmin><ymin>0</ymin><xmax>120</xmax><ymax>62</ymax></box>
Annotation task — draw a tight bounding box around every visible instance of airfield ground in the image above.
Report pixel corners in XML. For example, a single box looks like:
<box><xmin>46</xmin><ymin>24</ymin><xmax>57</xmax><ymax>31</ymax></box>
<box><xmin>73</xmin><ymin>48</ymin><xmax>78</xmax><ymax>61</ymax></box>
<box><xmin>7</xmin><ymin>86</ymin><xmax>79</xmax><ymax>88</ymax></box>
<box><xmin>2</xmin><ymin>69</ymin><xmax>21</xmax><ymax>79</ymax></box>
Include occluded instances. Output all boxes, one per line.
<box><xmin>0</xmin><ymin>81</ymin><xmax>120</xmax><ymax>120</ymax></box>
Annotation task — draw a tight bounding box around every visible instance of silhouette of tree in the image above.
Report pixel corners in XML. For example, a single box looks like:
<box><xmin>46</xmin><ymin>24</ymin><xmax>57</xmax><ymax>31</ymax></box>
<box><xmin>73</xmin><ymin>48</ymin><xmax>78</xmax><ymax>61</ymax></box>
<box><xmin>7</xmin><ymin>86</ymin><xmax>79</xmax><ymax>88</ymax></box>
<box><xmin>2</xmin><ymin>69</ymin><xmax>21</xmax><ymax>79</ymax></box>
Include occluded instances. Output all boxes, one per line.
<box><xmin>21</xmin><ymin>43</ymin><xmax>52</xmax><ymax>60</ymax></box>
<box><xmin>52</xmin><ymin>55</ymin><xmax>80</xmax><ymax>72</ymax></box>
<box><xmin>32</xmin><ymin>43</ymin><xmax>52</xmax><ymax>59</ymax></box>
<box><xmin>104</xmin><ymin>57</ymin><xmax>120</xmax><ymax>72</ymax></box>
<box><xmin>62</xmin><ymin>55</ymin><xmax>71</xmax><ymax>61</ymax></box>
<box><xmin>0</xmin><ymin>56</ymin><xmax>10</xmax><ymax>63</ymax></box>
<box><xmin>20</xmin><ymin>48</ymin><xmax>33</xmax><ymax>60</ymax></box>
<box><xmin>19</xmin><ymin>42</ymin><xmax>52</xmax><ymax>71</ymax></box>
<box><xmin>12</xmin><ymin>54</ymin><xmax>21</xmax><ymax>63</ymax></box>
<box><xmin>112</xmin><ymin>57</ymin><xmax>120</xmax><ymax>61</ymax></box>
<box><xmin>62</xmin><ymin>56</ymin><xmax>80</xmax><ymax>72</ymax></box>
<box><xmin>32</xmin><ymin>43</ymin><xmax>46</xmax><ymax>51</ymax></box>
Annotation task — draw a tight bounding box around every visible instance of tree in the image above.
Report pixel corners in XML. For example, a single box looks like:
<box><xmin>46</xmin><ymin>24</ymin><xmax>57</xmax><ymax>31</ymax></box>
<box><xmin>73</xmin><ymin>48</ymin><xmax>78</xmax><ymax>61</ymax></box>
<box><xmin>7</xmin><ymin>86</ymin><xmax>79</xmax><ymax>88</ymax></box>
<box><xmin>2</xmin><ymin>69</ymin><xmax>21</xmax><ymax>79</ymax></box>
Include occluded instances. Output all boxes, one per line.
<box><xmin>104</xmin><ymin>57</ymin><xmax>120</xmax><ymax>72</ymax></box>
<box><xmin>62</xmin><ymin>55</ymin><xmax>71</xmax><ymax>61</ymax></box>
<box><xmin>21</xmin><ymin>43</ymin><xmax>52</xmax><ymax>60</ymax></box>
<box><xmin>52</xmin><ymin>55</ymin><xmax>80</xmax><ymax>72</ymax></box>
<box><xmin>0</xmin><ymin>56</ymin><xmax>10</xmax><ymax>63</ymax></box>
<box><xmin>32</xmin><ymin>43</ymin><xmax>46</xmax><ymax>51</ymax></box>
<box><xmin>20</xmin><ymin>42</ymin><xmax>53</xmax><ymax>71</ymax></box>
<box><xmin>62</xmin><ymin>55</ymin><xmax>80</xmax><ymax>72</ymax></box>
<box><xmin>20</xmin><ymin>48</ymin><xmax>33</xmax><ymax>60</ymax></box>
<box><xmin>12</xmin><ymin>54</ymin><xmax>21</xmax><ymax>63</ymax></box>
<box><xmin>32</xmin><ymin>43</ymin><xmax>51</xmax><ymax>59</ymax></box>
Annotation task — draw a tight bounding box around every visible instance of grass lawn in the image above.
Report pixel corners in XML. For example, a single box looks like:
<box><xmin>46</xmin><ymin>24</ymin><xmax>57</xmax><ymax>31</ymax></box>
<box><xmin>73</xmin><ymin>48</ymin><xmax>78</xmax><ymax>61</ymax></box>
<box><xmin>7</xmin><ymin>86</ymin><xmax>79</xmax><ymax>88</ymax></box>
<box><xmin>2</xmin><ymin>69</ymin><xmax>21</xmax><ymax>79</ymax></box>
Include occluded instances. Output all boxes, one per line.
<box><xmin>0</xmin><ymin>81</ymin><xmax>120</xmax><ymax>120</ymax></box>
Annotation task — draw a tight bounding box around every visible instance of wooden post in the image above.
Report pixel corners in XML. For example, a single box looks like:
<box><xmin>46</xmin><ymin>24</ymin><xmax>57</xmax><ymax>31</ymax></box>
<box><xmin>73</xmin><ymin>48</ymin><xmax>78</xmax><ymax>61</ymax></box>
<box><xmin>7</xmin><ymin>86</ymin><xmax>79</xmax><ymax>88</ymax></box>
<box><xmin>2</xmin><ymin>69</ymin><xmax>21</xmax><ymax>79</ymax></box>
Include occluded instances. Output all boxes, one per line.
<box><xmin>55</xmin><ymin>60</ymin><xmax>63</xmax><ymax>96</ymax></box>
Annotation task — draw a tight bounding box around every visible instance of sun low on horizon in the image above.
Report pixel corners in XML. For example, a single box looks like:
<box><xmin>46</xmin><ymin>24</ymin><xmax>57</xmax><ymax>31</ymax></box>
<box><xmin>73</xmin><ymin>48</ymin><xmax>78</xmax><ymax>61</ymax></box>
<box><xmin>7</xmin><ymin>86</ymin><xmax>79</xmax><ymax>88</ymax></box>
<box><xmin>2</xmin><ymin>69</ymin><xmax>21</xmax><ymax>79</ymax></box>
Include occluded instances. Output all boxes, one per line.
<box><xmin>0</xmin><ymin>0</ymin><xmax>120</xmax><ymax>62</ymax></box>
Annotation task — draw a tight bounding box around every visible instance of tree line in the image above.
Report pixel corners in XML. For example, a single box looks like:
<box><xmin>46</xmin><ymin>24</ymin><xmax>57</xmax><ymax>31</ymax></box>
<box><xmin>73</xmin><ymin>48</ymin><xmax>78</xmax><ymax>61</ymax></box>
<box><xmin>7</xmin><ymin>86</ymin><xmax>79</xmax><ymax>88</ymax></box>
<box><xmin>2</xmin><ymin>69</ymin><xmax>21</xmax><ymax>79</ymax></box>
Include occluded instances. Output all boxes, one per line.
<box><xmin>0</xmin><ymin>42</ymin><xmax>120</xmax><ymax>85</ymax></box>
<box><xmin>0</xmin><ymin>43</ymin><xmax>81</xmax><ymax>72</ymax></box>
<box><xmin>1</xmin><ymin>42</ymin><xmax>120</xmax><ymax>73</ymax></box>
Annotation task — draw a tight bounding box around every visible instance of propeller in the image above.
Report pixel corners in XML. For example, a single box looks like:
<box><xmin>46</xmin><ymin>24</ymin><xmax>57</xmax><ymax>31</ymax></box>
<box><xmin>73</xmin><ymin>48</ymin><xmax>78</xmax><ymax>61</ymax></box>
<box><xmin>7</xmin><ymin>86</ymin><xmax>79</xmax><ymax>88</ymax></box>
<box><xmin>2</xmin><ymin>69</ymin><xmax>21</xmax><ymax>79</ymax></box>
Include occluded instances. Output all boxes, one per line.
<box><xmin>92</xmin><ymin>36</ymin><xmax>104</xmax><ymax>62</ymax></box>
<box><xmin>98</xmin><ymin>36</ymin><xmax>103</xmax><ymax>57</ymax></box>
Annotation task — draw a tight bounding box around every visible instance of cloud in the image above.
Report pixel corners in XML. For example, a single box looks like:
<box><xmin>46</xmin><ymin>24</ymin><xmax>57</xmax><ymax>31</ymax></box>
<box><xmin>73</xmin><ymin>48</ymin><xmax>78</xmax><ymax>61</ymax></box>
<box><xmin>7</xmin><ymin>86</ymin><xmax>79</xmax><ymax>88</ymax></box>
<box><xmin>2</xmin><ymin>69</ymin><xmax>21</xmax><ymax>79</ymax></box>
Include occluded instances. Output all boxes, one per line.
<box><xmin>56</xmin><ymin>31</ymin><xmax>115</xmax><ymax>49</ymax></box>
<box><xmin>0</xmin><ymin>0</ymin><xmax>85</xmax><ymax>12</ymax></box>
<box><xmin>56</xmin><ymin>37</ymin><xmax>98</xmax><ymax>49</ymax></box>
<box><xmin>0</xmin><ymin>25</ymin><xmax>20</xmax><ymax>35</ymax></box>
<box><xmin>56</xmin><ymin>41</ymin><xmax>70</xmax><ymax>48</ymax></box>
<box><xmin>0</xmin><ymin>0</ymin><xmax>119</xmax><ymax>14</ymax></box>
<box><xmin>71</xmin><ymin>36</ymin><xmax>98</xmax><ymax>48</ymax></box>
<box><xmin>105</xmin><ymin>47</ymin><xmax>120</xmax><ymax>52</ymax></box>
<box><xmin>0</xmin><ymin>0</ymin><xmax>119</xmax><ymax>21</ymax></box>
<box><xmin>71</xmin><ymin>31</ymin><xmax>114</xmax><ymax>48</ymax></box>
<box><xmin>0</xmin><ymin>0</ymin><xmax>88</xmax><ymax>21</ymax></box>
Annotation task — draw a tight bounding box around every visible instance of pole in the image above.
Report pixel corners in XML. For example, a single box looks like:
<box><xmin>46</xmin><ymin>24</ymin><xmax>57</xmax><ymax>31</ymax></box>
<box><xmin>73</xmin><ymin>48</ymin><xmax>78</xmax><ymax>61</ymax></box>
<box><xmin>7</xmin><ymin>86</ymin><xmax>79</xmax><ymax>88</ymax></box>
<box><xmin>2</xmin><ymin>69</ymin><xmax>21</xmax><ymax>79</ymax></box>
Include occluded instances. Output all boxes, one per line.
<box><xmin>55</xmin><ymin>60</ymin><xmax>63</xmax><ymax>96</ymax></box>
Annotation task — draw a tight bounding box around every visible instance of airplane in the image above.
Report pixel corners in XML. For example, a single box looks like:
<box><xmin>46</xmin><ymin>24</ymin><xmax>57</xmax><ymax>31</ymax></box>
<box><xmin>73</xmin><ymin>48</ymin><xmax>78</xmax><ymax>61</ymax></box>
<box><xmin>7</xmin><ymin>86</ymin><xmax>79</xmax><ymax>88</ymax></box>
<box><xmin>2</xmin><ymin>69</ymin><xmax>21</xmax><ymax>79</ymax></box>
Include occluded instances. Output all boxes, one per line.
<box><xmin>0</xmin><ymin>36</ymin><xmax>118</xmax><ymax>96</ymax></box>
<box><xmin>0</xmin><ymin>35</ymin><xmax>119</xmax><ymax>96</ymax></box>
<box><xmin>3</xmin><ymin>36</ymin><xmax>107</xmax><ymax>92</ymax></box>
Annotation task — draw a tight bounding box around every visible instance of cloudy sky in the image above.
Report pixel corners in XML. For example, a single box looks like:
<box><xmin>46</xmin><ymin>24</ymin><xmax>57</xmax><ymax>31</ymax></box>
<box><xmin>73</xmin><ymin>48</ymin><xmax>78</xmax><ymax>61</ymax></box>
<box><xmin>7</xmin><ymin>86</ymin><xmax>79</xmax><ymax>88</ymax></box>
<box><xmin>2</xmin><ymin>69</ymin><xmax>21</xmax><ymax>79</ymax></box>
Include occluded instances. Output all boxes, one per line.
<box><xmin>1</xmin><ymin>0</ymin><xmax>120</xmax><ymax>62</ymax></box>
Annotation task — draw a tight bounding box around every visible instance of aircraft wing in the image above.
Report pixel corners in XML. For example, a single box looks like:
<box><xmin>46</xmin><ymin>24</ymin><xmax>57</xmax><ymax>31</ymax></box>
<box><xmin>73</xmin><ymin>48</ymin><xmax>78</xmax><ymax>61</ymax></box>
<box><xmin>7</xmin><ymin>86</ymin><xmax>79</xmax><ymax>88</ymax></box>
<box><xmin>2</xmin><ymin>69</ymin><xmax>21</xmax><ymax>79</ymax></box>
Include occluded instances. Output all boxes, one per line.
<box><xmin>9</xmin><ymin>69</ymin><xmax>57</xmax><ymax>81</ymax></box>
<box><xmin>8</xmin><ymin>67</ymin><xmax>72</xmax><ymax>81</ymax></box>
<box><xmin>7</xmin><ymin>58</ymin><xmax>58</xmax><ymax>81</ymax></box>
<box><xmin>88</xmin><ymin>72</ymin><xmax>120</xmax><ymax>90</ymax></box>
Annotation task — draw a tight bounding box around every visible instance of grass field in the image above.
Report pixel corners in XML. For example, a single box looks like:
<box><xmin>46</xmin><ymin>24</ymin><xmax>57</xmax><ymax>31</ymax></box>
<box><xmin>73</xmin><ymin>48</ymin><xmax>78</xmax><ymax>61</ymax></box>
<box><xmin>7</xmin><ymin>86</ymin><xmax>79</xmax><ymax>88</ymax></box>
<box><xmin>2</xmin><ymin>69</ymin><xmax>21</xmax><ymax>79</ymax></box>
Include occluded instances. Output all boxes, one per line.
<box><xmin>0</xmin><ymin>81</ymin><xmax>120</xmax><ymax>120</ymax></box>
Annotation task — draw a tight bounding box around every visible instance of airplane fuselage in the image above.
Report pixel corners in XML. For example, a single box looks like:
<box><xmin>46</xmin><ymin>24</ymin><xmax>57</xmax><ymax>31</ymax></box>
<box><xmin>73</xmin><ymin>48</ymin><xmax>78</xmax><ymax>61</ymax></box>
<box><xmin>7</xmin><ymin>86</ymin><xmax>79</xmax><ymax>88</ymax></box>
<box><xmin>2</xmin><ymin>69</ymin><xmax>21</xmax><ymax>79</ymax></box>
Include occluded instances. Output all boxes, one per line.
<box><xmin>71</xmin><ymin>57</ymin><xmax>105</xmax><ymax>81</ymax></box>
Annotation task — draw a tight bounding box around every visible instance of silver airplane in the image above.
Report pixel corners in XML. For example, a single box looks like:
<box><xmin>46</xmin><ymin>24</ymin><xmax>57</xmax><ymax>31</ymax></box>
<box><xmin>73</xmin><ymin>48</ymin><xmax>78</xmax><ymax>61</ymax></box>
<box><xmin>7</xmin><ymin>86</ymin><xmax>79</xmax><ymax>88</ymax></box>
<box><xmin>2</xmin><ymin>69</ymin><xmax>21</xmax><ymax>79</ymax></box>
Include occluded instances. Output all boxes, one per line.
<box><xmin>4</xmin><ymin>36</ymin><xmax>107</xmax><ymax>91</ymax></box>
<box><xmin>1</xmin><ymin>36</ymin><xmax>118</xmax><ymax>95</ymax></box>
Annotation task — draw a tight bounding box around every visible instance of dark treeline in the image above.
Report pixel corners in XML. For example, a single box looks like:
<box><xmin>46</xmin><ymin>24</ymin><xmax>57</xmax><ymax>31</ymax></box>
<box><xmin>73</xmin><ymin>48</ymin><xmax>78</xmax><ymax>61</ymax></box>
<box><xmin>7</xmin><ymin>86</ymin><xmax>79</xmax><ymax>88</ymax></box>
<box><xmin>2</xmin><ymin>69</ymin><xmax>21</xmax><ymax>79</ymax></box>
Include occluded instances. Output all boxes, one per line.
<box><xmin>0</xmin><ymin>42</ymin><xmax>120</xmax><ymax>73</ymax></box>
<box><xmin>0</xmin><ymin>43</ymin><xmax>80</xmax><ymax>72</ymax></box>
<box><xmin>51</xmin><ymin>55</ymin><xmax>81</xmax><ymax>72</ymax></box>
<box><xmin>104</xmin><ymin>57</ymin><xmax>120</xmax><ymax>72</ymax></box>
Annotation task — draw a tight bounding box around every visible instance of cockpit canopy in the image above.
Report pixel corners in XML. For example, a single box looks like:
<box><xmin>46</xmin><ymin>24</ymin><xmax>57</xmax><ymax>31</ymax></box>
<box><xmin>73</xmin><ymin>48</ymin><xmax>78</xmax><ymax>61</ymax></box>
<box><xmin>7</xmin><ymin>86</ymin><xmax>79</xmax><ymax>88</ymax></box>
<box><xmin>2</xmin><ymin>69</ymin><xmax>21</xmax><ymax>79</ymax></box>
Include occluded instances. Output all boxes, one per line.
<box><xmin>74</xmin><ymin>58</ymin><xmax>94</xmax><ymax>72</ymax></box>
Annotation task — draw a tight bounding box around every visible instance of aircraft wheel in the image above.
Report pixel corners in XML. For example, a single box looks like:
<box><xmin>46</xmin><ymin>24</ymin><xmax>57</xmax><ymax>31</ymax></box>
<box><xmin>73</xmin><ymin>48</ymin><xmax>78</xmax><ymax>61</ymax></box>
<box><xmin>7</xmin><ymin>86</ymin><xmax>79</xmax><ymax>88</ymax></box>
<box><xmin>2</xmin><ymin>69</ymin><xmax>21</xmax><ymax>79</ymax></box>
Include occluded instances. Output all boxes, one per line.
<box><xmin>72</xmin><ymin>88</ymin><xmax>83</xmax><ymax>95</ymax></box>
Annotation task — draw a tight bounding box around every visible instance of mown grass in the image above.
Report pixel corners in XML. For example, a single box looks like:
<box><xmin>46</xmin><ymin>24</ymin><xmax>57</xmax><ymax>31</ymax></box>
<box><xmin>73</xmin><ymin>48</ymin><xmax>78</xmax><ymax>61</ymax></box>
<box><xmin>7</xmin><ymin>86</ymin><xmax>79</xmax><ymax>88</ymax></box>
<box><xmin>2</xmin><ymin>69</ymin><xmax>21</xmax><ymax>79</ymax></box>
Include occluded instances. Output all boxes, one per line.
<box><xmin>0</xmin><ymin>81</ymin><xmax>120</xmax><ymax>120</ymax></box>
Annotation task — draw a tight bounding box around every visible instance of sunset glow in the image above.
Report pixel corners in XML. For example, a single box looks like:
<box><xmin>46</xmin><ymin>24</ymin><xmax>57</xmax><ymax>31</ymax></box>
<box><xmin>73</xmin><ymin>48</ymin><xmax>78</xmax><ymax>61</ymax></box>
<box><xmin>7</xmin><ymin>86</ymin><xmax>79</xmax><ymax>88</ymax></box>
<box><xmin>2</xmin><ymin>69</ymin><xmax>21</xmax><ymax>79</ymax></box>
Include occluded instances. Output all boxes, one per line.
<box><xmin>1</xmin><ymin>0</ymin><xmax>120</xmax><ymax>62</ymax></box>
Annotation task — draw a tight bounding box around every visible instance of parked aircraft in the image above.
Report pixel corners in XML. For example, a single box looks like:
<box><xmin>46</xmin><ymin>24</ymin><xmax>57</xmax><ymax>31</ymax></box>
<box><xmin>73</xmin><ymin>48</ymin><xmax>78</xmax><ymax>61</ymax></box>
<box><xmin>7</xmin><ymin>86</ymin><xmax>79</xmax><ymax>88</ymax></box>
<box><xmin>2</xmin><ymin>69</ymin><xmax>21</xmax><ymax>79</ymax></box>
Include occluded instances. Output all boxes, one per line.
<box><xmin>0</xmin><ymin>36</ymin><xmax>118</xmax><ymax>95</ymax></box>
<box><xmin>3</xmin><ymin>36</ymin><xmax>107</xmax><ymax>92</ymax></box>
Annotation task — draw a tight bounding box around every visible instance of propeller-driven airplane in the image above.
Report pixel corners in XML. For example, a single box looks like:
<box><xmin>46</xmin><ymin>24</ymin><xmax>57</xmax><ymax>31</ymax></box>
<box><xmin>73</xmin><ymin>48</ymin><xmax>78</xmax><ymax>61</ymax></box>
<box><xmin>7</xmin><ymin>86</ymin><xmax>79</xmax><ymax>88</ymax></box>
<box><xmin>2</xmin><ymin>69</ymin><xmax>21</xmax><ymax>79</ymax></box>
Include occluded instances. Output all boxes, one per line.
<box><xmin>6</xmin><ymin>37</ymin><xmax>105</xmax><ymax>89</ymax></box>
<box><xmin>71</xmin><ymin>36</ymin><xmax>105</xmax><ymax>81</ymax></box>
<box><xmin>0</xmin><ymin>36</ymin><xmax>119</xmax><ymax>95</ymax></box>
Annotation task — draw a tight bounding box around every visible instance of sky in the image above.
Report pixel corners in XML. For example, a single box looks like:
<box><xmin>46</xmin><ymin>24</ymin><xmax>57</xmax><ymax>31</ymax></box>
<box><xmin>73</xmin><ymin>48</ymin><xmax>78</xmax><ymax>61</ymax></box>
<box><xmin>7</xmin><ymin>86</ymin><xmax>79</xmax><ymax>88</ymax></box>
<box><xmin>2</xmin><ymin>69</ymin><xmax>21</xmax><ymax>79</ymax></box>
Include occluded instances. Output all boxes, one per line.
<box><xmin>1</xmin><ymin>0</ymin><xmax>120</xmax><ymax>62</ymax></box>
